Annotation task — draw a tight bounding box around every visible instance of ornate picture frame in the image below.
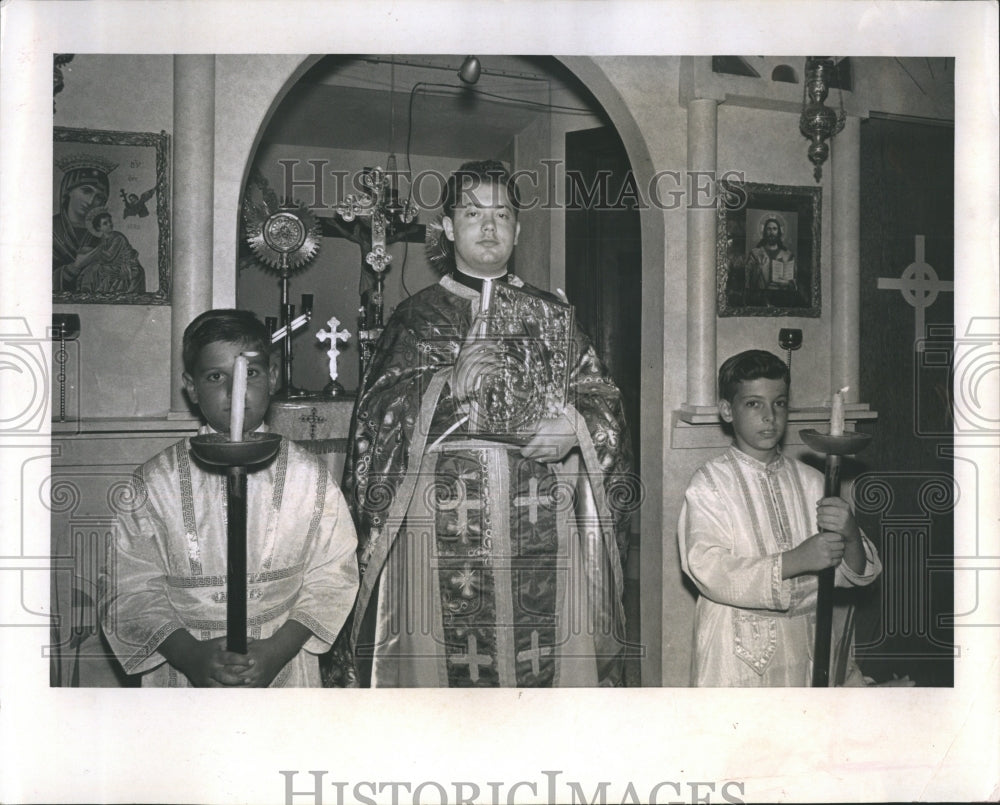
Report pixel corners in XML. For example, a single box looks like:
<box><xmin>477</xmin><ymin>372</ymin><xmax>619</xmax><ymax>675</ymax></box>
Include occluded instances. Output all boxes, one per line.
<box><xmin>717</xmin><ymin>180</ymin><xmax>821</xmax><ymax>317</ymax></box>
<box><xmin>53</xmin><ymin>126</ymin><xmax>170</xmax><ymax>304</ymax></box>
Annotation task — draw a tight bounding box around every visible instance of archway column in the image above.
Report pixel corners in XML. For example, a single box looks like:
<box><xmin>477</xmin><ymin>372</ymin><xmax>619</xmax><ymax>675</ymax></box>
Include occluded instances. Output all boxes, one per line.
<box><xmin>683</xmin><ymin>98</ymin><xmax>720</xmax><ymax>411</ymax></box>
<box><xmin>169</xmin><ymin>55</ymin><xmax>216</xmax><ymax>414</ymax></box>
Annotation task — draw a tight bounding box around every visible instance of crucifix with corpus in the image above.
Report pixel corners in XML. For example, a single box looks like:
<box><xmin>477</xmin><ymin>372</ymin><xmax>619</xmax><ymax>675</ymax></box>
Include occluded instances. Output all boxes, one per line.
<box><xmin>321</xmin><ymin>165</ymin><xmax>424</xmax><ymax>378</ymax></box>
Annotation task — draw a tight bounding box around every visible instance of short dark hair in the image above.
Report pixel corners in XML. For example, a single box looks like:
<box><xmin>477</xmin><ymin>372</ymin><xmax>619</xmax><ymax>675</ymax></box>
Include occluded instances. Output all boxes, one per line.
<box><xmin>718</xmin><ymin>350</ymin><xmax>790</xmax><ymax>402</ymax></box>
<box><xmin>182</xmin><ymin>309</ymin><xmax>271</xmax><ymax>374</ymax></box>
<box><xmin>91</xmin><ymin>211</ymin><xmax>112</xmax><ymax>231</ymax></box>
<box><xmin>441</xmin><ymin>159</ymin><xmax>521</xmax><ymax>218</ymax></box>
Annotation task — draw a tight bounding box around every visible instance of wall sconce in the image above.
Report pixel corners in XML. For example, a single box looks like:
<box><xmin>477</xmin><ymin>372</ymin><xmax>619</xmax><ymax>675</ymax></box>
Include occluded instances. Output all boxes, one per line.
<box><xmin>458</xmin><ymin>56</ymin><xmax>481</xmax><ymax>85</ymax></box>
<box><xmin>799</xmin><ymin>56</ymin><xmax>845</xmax><ymax>182</ymax></box>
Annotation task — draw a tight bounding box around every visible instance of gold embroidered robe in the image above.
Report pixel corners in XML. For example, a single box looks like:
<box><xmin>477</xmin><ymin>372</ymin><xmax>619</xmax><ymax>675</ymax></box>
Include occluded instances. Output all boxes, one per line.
<box><xmin>343</xmin><ymin>275</ymin><xmax>635</xmax><ymax>686</ymax></box>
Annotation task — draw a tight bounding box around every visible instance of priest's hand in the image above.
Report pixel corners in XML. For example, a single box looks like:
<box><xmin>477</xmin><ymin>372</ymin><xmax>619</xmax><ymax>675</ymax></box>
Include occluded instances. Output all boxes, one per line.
<box><xmin>159</xmin><ymin>631</ymin><xmax>252</xmax><ymax>687</ymax></box>
<box><xmin>520</xmin><ymin>412</ymin><xmax>577</xmax><ymax>463</ymax></box>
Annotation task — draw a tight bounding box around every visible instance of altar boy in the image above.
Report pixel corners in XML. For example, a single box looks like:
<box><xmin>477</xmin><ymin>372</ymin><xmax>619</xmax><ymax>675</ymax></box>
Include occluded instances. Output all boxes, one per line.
<box><xmin>100</xmin><ymin>309</ymin><xmax>358</xmax><ymax>686</ymax></box>
<box><xmin>678</xmin><ymin>349</ymin><xmax>881</xmax><ymax>686</ymax></box>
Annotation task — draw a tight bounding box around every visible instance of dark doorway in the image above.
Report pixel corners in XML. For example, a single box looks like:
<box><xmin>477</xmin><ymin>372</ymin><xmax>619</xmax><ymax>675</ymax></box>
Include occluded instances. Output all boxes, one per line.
<box><xmin>856</xmin><ymin>114</ymin><xmax>955</xmax><ymax>686</ymax></box>
<box><xmin>565</xmin><ymin>126</ymin><xmax>642</xmax><ymax>464</ymax></box>
<box><xmin>565</xmin><ymin>125</ymin><xmax>643</xmax><ymax>683</ymax></box>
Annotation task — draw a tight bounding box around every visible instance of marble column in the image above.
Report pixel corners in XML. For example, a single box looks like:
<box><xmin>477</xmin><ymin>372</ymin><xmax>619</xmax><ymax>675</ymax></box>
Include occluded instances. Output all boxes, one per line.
<box><xmin>169</xmin><ymin>55</ymin><xmax>216</xmax><ymax>414</ymax></box>
<box><xmin>831</xmin><ymin>116</ymin><xmax>861</xmax><ymax>402</ymax></box>
<box><xmin>685</xmin><ymin>98</ymin><xmax>719</xmax><ymax>410</ymax></box>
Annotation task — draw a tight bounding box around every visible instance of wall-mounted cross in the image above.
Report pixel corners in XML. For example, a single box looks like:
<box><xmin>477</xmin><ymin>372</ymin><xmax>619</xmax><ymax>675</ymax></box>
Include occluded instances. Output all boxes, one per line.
<box><xmin>877</xmin><ymin>235</ymin><xmax>953</xmax><ymax>353</ymax></box>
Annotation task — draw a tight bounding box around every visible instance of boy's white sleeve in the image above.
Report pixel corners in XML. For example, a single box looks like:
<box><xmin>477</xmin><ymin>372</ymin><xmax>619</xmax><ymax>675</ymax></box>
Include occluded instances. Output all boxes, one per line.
<box><xmin>679</xmin><ymin>469</ymin><xmax>793</xmax><ymax>612</ymax></box>
<box><xmin>287</xmin><ymin>472</ymin><xmax>359</xmax><ymax>655</ymax></box>
<box><xmin>99</xmin><ymin>473</ymin><xmax>185</xmax><ymax>675</ymax></box>
<box><xmin>835</xmin><ymin>531</ymin><xmax>882</xmax><ymax>587</ymax></box>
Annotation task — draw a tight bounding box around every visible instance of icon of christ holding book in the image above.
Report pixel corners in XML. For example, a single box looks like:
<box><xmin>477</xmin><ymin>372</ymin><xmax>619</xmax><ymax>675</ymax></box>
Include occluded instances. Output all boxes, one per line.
<box><xmin>745</xmin><ymin>214</ymin><xmax>797</xmax><ymax>302</ymax></box>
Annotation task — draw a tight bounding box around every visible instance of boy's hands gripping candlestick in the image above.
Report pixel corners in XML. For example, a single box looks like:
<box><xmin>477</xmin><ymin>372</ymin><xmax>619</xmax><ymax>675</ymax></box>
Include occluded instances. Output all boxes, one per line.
<box><xmin>800</xmin><ymin>383</ymin><xmax>873</xmax><ymax>686</ymax></box>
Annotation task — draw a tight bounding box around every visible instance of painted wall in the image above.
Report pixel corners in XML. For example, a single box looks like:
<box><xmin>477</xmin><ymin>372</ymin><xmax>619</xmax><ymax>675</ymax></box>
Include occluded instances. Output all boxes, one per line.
<box><xmin>52</xmin><ymin>55</ymin><xmax>174</xmax><ymax>418</ymax></box>
<box><xmin>213</xmin><ymin>55</ymin><xmax>309</xmax><ymax>309</ymax></box>
<box><xmin>717</xmin><ymin>103</ymin><xmax>832</xmax><ymax>407</ymax></box>
<box><xmin>578</xmin><ymin>55</ymin><xmax>955</xmax><ymax>685</ymax></box>
<box><xmin>52</xmin><ymin>54</ymin><xmax>307</xmax><ymax>417</ymax></box>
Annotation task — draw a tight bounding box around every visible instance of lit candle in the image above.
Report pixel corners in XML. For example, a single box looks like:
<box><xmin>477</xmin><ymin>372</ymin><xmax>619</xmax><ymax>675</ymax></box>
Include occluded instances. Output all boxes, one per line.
<box><xmin>480</xmin><ymin>277</ymin><xmax>493</xmax><ymax>316</ymax></box>
<box><xmin>830</xmin><ymin>385</ymin><xmax>849</xmax><ymax>436</ymax></box>
<box><xmin>230</xmin><ymin>354</ymin><xmax>249</xmax><ymax>442</ymax></box>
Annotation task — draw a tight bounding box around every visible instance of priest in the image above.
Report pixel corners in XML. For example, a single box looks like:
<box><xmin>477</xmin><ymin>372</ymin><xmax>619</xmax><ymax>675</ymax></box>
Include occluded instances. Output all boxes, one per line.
<box><xmin>342</xmin><ymin>160</ymin><xmax>635</xmax><ymax>687</ymax></box>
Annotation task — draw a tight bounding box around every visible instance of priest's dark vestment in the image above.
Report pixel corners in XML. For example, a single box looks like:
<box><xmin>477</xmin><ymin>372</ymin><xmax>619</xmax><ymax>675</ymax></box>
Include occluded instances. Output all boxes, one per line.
<box><xmin>343</xmin><ymin>274</ymin><xmax>634</xmax><ymax>686</ymax></box>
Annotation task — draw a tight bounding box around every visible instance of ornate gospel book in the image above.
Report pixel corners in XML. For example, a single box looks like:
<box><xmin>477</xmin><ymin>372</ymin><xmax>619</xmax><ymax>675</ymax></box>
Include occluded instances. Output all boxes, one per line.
<box><xmin>468</xmin><ymin>279</ymin><xmax>575</xmax><ymax>439</ymax></box>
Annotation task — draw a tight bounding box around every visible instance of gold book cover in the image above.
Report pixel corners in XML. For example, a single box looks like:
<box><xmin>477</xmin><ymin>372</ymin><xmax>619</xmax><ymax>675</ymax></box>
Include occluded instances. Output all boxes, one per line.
<box><xmin>468</xmin><ymin>280</ymin><xmax>575</xmax><ymax>438</ymax></box>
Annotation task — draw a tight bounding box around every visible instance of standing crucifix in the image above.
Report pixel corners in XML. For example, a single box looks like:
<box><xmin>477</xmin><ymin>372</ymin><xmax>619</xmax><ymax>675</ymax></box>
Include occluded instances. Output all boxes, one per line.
<box><xmin>323</xmin><ymin>166</ymin><xmax>421</xmax><ymax>378</ymax></box>
<box><xmin>316</xmin><ymin>316</ymin><xmax>351</xmax><ymax>398</ymax></box>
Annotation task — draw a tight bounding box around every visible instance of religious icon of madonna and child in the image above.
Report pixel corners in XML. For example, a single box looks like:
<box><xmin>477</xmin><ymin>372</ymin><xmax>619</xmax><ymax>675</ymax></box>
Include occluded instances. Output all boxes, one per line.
<box><xmin>53</xmin><ymin>152</ymin><xmax>149</xmax><ymax>296</ymax></box>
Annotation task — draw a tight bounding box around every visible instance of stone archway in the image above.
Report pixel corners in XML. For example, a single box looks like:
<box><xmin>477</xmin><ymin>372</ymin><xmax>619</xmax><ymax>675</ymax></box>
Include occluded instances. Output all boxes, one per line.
<box><xmin>228</xmin><ymin>54</ymin><xmax>668</xmax><ymax>685</ymax></box>
<box><xmin>557</xmin><ymin>58</ymin><xmax>666</xmax><ymax>686</ymax></box>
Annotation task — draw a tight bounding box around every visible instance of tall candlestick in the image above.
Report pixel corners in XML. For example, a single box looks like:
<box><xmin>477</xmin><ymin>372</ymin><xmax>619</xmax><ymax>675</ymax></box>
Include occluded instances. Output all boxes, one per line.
<box><xmin>480</xmin><ymin>277</ymin><xmax>493</xmax><ymax>316</ymax></box>
<box><xmin>230</xmin><ymin>354</ymin><xmax>248</xmax><ymax>441</ymax></box>
<box><xmin>799</xmin><ymin>422</ymin><xmax>872</xmax><ymax>685</ymax></box>
<box><xmin>829</xmin><ymin>385</ymin><xmax>849</xmax><ymax>436</ymax></box>
<box><xmin>476</xmin><ymin>277</ymin><xmax>494</xmax><ymax>337</ymax></box>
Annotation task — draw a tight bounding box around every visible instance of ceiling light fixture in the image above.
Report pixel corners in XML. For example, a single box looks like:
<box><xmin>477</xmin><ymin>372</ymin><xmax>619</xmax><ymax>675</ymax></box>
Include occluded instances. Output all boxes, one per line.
<box><xmin>799</xmin><ymin>56</ymin><xmax>846</xmax><ymax>183</ymax></box>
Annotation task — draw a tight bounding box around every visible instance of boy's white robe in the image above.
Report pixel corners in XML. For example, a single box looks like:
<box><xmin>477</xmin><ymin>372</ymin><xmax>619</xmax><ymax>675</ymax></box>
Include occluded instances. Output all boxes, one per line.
<box><xmin>101</xmin><ymin>426</ymin><xmax>359</xmax><ymax>687</ymax></box>
<box><xmin>679</xmin><ymin>447</ymin><xmax>881</xmax><ymax>686</ymax></box>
